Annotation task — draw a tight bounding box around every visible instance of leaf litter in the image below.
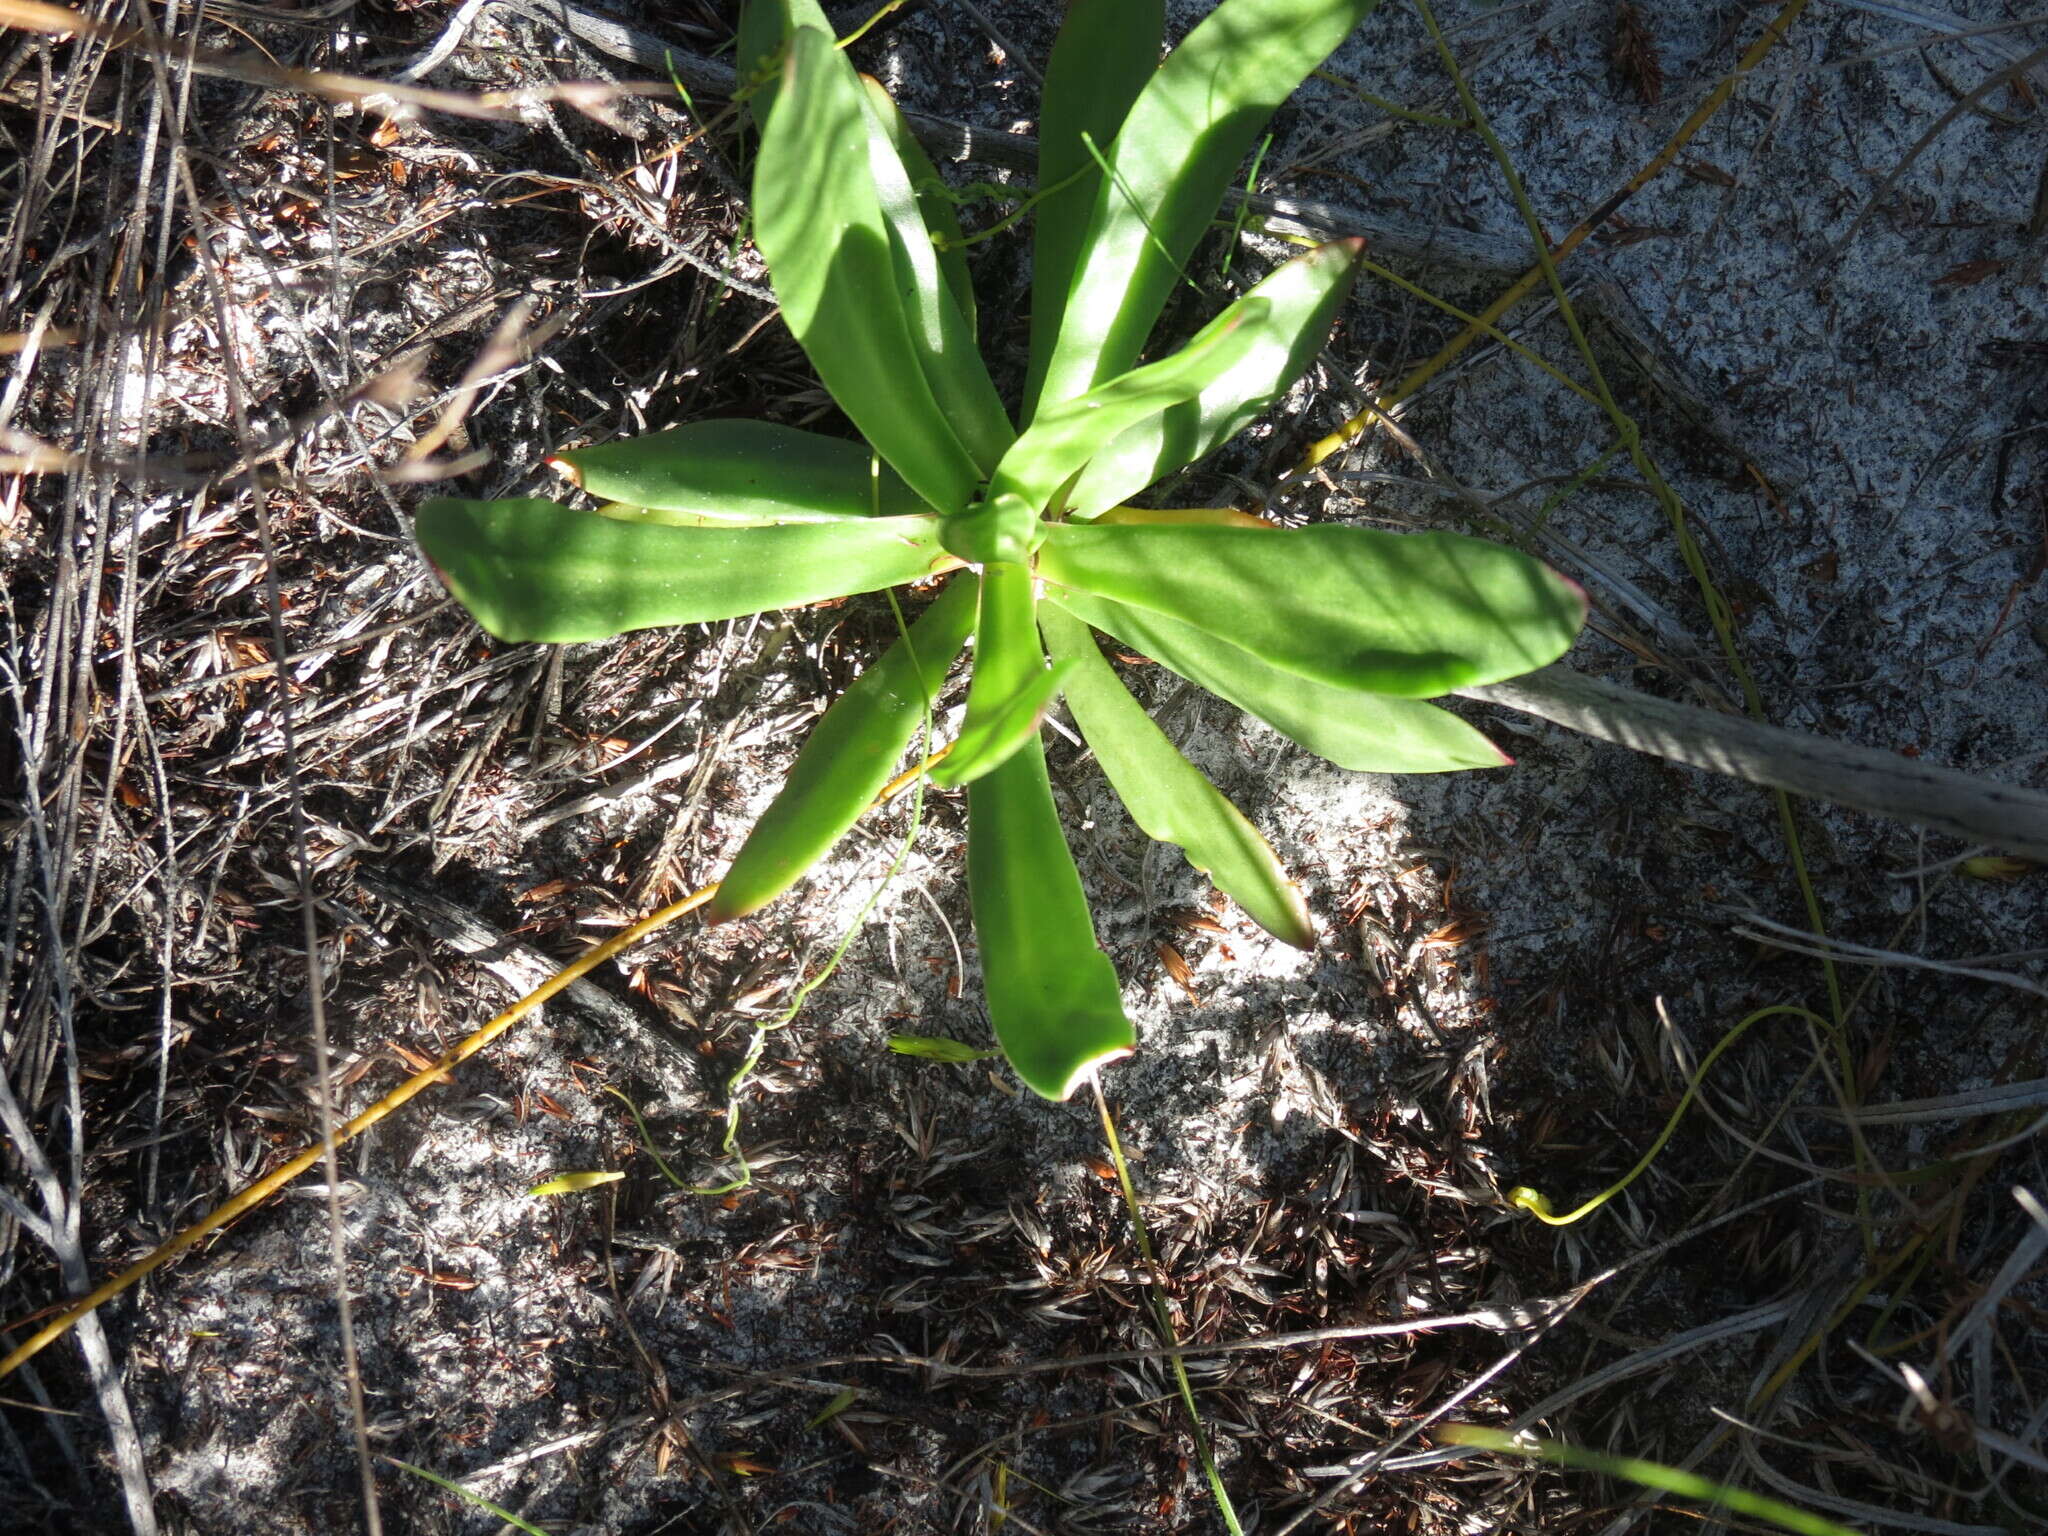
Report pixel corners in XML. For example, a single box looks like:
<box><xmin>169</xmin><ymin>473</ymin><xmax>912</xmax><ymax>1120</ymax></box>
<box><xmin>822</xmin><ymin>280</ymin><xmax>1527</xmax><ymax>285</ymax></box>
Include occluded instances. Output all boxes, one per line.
<box><xmin>2</xmin><ymin>2</ymin><xmax>2045</xmax><ymax>1533</ymax></box>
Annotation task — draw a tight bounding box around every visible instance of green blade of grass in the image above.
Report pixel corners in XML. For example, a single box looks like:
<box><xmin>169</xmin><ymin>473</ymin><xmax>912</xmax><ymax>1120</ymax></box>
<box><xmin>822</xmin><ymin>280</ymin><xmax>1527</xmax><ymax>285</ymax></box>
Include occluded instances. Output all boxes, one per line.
<box><xmin>1438</xmin><ymin>1426</ymin><xmax>1864</xmax><ymax>1536</ymax></box>
<box><xmin>1091</xmin><ymin>1078</ymin><xmax>1245</xmax><ymax>1535</ymax></box>
<box><xmin>387</xmin><ymin>1458</ymin><xmax>549</xmax><ymax>1535</ymax></box>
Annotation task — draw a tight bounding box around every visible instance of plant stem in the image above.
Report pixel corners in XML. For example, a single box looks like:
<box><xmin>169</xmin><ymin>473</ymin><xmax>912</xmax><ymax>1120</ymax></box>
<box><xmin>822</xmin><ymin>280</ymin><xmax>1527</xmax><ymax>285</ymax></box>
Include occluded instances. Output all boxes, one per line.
<box><xmin>1092</xmin><ymin>1077</ymin><xmax>1243</xmax><ymax>1536</ymax></box>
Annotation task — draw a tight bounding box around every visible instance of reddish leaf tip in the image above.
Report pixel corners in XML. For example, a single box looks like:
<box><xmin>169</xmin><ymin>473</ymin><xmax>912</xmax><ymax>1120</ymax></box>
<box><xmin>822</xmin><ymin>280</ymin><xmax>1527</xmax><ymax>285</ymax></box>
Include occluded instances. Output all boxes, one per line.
<box><xmin>1557</xmin><ymin>571</ymin><xmax>1591</xmax><ymax>623</ymax></box>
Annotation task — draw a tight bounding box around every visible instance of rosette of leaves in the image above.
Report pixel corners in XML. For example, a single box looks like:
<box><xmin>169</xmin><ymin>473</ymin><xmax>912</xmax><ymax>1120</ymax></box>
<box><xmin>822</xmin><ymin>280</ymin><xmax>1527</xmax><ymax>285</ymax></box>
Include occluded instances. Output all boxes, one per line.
<box><xmin>415</xmin><ymin>0</ymin><xmax>1586</xmax><ymax>1100</ymax></box>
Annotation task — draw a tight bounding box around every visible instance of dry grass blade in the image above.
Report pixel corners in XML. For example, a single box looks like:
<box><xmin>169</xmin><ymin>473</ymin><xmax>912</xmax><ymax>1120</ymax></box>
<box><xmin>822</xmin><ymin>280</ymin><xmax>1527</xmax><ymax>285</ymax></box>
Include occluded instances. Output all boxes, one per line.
<box><xmin>1814</xmin><ymin>1077</ymin><xmax>2048</xmax><ymax>1126</ymax></box>
<box><xmin>1941</xmin><ymin>1186</ymin><xmax>2048</xmax><ymax>1363</ymax></box>
<box><xmin>392</xmin><ymin>296</ymin><xmax>546</xmax><ymax>473</ymax></box>
<box><xmin>152</xmin><ymin>22</ymin><xmax>383</xmax><ymax>1506</ymax></box>
<box><xmin>1728</xmin><ymin>909</ymin><xmax>2048</xmax><ymax>1000</ymax></box>
<box><xmin>0</xmin><ymin>6</ymin><xmax>192</xmax><ymax>1527</ymax></box>
<box><xmin>0</xmin><ymin>0</ymin><xmax>628</xmax><ymax>122</ymax></box>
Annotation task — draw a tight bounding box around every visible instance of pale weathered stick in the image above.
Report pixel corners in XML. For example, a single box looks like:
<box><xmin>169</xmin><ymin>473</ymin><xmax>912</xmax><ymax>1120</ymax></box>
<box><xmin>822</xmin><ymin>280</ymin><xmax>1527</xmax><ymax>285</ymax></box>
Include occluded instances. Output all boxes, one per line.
<box><xmin>1458</xmin><ymin>666</ymin><xmax>2048</xmax><ymax>860</ymax></box>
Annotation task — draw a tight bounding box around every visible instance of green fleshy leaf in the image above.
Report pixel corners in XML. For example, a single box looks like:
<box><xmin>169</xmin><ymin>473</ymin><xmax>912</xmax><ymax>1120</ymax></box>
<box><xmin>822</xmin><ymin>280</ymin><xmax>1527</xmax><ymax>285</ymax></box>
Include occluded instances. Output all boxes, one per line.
<box><xmin>1024</xmin><ymin>0</ymin><xmax>1164</xmax><ymax>423</ymax></box>
<box><xmin>856</xmin><ymin>75</ymin><xmax>1012</xmax><ymax>474</ymax></box>
<box><xmin>734</xmin><ymin>0</ymin><xmax>833</xmax><ymax>123</ymax></box>
<box><xmin>968</xmin><ymin>739</ymin><xmax>1136</xmax><ymax>1101</ymax></box>
<box><xmin>939</xmin><ymin>491</ymin><xmax>1043</xmax><ymax>566</ymax></box>
<box><xmin>1049</xmin><ymin>590</ymin><xmax>1511</xmax><ymax>773</ymax></box>
<box><xmin>1041</xmin><ymin>603</ymin><xmax>1314</xmax><ymax>947</ymax></box>
<box><xmin>1037</xmin><ymin>522</ymin><xmax>1586</xmax><ymax>697</ymax></box>
<box><xmin>991</xmin><ymin>303</ymin><xmax>1267</xmax><ymax>514</ymax></box>
<box><xmin>526</xmin><ymin>1171</ymin><xmax>625</xmax><ymax>1197</ymax></box>
<box><xmin>862</xmin><ymin>76</ymin><xmax>980</xmax><ymax>345</ymax></box>
<box><xmin>965</xmin><ymin>565</ymin><xmax>1134</xmax><ymax>1100</ymax></box>
<box><xmin>742</xmin><ymin>7</ymin><xmax>1008</xmax><ymax>470</ymax></box>
<box><xmin>931</xmin><ymin>660</ymin><xmax>1076</xmax><ymax>789</ymax></box>
<box><xmin>558</xmin><ymin>420</ymin><xmax>927</xmax><ymax>524</ymax></box>
<box><xmin>888</xmin><ymin>1035</ymin><xmax>999</xmax><ymax>1064</ymax></box>
<box><xmin>753</xmin><ymin>27</ymin><xmax>983</xmax><ymax>512</ymax></box>
<box><xmin>710</xmin><ymin>578</ymin><xmax>977</xmax><ymax>921</ymax></box>
<box><xmin>937</xmin><ymin>556</ymin><xmax>1064</xmax><ymax>788</ymax></box>
<box><xmin>415</xmin><ymin>498</ymin><xmax>946</xmax><ymax>643</ymax></box>
<box><xmin>1033</xmin><ymin>0</ymin><xmax>1382</xmax><ymax>408</ymax></box>
<box><xmin>1067</xmin><ymin>239</ymin><xmax>1363</xmax><ymax>519</ymax></box>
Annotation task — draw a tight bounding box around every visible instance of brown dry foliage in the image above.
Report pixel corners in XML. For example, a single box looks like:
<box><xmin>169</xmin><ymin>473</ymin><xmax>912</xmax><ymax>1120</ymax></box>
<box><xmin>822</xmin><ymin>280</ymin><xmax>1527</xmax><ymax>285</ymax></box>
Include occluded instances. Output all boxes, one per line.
<box><xmin>1611</xmin><ymin>2</ymin><xmax>1665</xmax><ymax>106</ymax></box>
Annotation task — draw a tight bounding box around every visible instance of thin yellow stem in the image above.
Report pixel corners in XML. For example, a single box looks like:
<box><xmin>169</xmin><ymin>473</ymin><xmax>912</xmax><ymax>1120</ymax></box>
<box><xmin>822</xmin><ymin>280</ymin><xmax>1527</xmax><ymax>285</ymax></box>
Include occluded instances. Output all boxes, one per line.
<box><xmin>0</xmin><ymin>886</ymin><xmax>723</xmax><ymax>1381</ymax></box>
<box><xmin>835</xmin><ymin>0</ymin><xmax>913</xmax><ymax>51</ymax></box>
<box><xmin>0</xmin><ymin>704</ymin><xmax>981</xmax><ymax>1383</ymax></box>
<box><xmin>1511</xmin><ymin>1005</ymin><xmax>1824</xmax><ymax>1226</ymax></box>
